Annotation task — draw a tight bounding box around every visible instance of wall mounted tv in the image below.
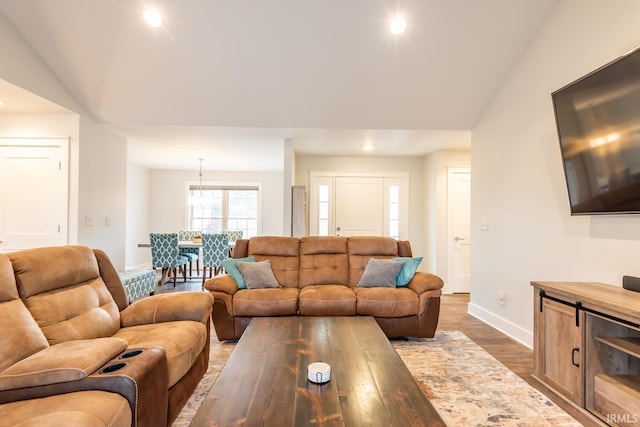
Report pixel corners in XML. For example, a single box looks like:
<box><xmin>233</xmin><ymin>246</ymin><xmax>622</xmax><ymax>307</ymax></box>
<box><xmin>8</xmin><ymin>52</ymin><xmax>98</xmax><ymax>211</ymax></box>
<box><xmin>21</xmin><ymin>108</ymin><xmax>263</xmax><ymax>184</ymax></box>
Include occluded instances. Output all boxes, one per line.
<box><xmin>552</xmin><ymin>46</ymin><xmax>640</xmax><ymax>215</ymax></box>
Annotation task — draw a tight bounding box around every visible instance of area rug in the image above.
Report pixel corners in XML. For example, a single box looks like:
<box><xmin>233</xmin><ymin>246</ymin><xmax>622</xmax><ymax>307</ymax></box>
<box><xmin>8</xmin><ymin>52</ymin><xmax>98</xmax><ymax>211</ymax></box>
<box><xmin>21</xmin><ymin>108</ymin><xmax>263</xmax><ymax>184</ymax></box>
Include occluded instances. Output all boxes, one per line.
<box><xmin>172</xmin><ymin>331</ymin><xmax>580</xmax><ymax>427</ymax></box>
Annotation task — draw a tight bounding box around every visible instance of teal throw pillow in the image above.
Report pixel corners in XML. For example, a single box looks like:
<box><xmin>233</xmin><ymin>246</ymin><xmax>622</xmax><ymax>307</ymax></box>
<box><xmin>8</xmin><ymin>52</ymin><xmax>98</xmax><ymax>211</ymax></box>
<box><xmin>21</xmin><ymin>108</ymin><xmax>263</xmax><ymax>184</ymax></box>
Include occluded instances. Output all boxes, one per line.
<box><xmin>392</xmin><ymin>257</ymin><xmax>423</xmax><ymax>286</ymax></box>
<box><xmin>221</xmin><ymin>257</ymin><xmax>256</xmax><ymax>289</ymax></box>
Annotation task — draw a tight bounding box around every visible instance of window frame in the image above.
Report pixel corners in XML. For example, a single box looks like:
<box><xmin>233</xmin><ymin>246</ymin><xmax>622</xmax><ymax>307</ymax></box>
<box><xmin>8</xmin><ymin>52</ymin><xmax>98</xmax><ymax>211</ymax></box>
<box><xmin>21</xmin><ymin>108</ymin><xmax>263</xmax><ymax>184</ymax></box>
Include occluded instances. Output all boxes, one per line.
<box><xmin>185</xmin><ymin>180</ymin><xmax>262</xmax><ymax>237</ymax></box>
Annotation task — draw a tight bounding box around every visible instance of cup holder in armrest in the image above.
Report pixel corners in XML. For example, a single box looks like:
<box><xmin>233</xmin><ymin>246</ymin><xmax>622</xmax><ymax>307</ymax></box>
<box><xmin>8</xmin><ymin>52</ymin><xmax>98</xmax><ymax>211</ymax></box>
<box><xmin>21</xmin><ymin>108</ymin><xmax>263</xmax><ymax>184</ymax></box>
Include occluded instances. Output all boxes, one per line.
<box><xmin>100</xmin><ymin>362</ymin><xmax>127</xmax><ymax>374</ymax></box>
<box><xmin>119</xmin><ymin>349</ymin><xmax>144</xmax><ymax>359</ymax></box>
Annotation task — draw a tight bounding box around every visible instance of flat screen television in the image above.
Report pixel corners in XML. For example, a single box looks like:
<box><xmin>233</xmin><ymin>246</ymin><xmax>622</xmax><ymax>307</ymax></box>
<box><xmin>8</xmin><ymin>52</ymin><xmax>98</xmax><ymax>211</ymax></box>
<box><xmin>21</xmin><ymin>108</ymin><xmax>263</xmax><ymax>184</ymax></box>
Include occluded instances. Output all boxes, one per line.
<box><xmin>552</xmin><ymin>46</ymin><xmax>640</xmax><ymax>215</ymax></box>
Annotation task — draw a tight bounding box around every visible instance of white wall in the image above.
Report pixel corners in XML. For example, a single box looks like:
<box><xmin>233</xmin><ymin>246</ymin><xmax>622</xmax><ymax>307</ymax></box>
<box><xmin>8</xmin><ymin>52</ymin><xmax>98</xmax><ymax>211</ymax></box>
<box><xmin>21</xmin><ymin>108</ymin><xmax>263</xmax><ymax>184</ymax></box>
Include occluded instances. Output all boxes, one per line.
<box><xmin>0</xmin><ymin>12</ymin><xmax>129</xmax><ymax>268</ymax></box>
<box><xmin>470</xmin><ymin>0</ymin><xmax>640</xmax><ymax>348</ymax></box>
<box><xmin>148</xmin><ymin>169</ymin><xmax>285</xmax><ymax>239</ymax></box>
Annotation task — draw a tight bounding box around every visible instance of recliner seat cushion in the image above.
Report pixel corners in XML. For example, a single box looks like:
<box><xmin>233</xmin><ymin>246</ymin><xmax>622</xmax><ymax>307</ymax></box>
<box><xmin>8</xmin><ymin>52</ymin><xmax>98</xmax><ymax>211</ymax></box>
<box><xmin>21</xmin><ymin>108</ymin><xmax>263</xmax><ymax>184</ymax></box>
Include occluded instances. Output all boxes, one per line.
<box><xmin>113</xmin><ymin>320</ymin><xmax>207</xmax><ymax>388</ymax></box>
<box><xmin>233</xmin><ymin>288</ymin><xmax>299</xmax><ymax>316</ymax></box>
<box><xmin>355</xmin><ymin>287</ymin><xmax>419</xmax><ymax>317</ymax></box>
<box><xmin>298</xmin><ymin>285</ymin><xmax>356</xmax><ymax>316</ymax></box>
<box><xmin>0</xmin><ymin>390</ymin><xmax>132</xmax><ymax>427</ymax></box>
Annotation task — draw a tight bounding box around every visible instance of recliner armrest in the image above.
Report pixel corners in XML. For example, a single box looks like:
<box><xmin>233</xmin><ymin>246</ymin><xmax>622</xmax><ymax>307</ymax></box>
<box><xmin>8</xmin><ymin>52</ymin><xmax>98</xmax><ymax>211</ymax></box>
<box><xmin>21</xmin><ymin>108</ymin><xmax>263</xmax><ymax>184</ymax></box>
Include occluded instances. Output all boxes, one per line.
<box><xmin>120</xmin><ymin>291</ymin><xmax>213</xmax><ymax>327</ymax></box>
<box><xmin>0</xmin><ymin>338</ymin><xmax>127</xmax><ymax>391</ymax></box>
<box><xmin>407</xmin><ymin>272</ymin><xmax>444</xmax><ymax>294</ymax></box>
<box><xmin>204</xmin><ymin>274</ymin><xmax>239</xmax><ymax>295</ymax></box>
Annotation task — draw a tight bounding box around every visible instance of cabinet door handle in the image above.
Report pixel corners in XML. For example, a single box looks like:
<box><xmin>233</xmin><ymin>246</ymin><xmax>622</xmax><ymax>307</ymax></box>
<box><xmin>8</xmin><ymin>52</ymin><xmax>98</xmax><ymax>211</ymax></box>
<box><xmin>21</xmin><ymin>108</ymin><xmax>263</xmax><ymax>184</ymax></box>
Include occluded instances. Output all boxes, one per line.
<box><xmin>571</xmin><ymin>347</ymin><xmax>580</xmax><ymax>367</ymax></box>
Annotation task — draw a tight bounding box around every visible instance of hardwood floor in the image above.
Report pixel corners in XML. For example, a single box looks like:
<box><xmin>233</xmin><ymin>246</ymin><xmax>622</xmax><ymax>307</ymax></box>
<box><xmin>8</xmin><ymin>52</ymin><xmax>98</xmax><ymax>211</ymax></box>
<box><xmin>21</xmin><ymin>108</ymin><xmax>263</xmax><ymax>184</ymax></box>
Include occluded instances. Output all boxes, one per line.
<box><xmin>154</xmin><ymin>278</ymin><xmax>576</xmax><ymax>422</ymax></box>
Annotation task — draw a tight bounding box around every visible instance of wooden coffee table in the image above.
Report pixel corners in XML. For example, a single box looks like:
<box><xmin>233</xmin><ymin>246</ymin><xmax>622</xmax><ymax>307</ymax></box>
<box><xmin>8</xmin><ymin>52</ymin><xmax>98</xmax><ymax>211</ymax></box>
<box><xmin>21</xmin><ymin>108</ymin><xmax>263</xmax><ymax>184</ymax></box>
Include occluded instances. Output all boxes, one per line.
<box><xmin>191</xmin><ymin>316</ymin><xmax>444</xmax><ymax>426</ymax></box>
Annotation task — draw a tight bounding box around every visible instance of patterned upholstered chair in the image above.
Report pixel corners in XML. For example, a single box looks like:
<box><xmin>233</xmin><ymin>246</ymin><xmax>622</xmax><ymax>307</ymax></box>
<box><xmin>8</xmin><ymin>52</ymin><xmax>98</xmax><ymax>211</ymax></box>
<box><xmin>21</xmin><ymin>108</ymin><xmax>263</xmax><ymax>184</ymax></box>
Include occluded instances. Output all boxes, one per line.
<box><xmin>222</xmin><ymin>230</ymin><xmax>244</xmax><ymax>244</ymax></box>
<box><xmin>202</xmin><ymin>233</ymin><xmax>229</xmax><ymax>286</ymax></box>
<box><xmin>178</xmin><ymin>230</ymin><xmax>200</xmax><ymax>277</ymax></box>
<box><xmin>222</xmin><ymin>230</ymin><xmax>243</xmax><ymax>257</ymax></box>
<box><xmin>150</xmin><ymin>233</ymin><xmax>189</xmax><ymax>286</ymax></box>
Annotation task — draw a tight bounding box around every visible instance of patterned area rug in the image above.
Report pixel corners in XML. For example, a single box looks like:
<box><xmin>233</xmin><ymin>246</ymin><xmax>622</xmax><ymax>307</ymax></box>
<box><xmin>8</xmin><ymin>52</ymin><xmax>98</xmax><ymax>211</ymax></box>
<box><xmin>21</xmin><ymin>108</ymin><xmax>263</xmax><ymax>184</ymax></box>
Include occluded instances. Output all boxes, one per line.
<box><xmin>172</xmin><ymin>330</ymin><xmax>580</xmax><ymax>427</ymax></box>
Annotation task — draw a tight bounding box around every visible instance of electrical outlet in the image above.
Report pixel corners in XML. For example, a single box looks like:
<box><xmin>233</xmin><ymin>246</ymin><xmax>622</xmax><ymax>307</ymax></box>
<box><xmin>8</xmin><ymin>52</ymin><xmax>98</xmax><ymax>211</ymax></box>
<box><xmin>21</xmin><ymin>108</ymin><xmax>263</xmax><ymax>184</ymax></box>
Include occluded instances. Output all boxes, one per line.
<box><xmin>497</xmin><ymin>291</ymin><xmax>506</xmax><ymax>306</ymax></box>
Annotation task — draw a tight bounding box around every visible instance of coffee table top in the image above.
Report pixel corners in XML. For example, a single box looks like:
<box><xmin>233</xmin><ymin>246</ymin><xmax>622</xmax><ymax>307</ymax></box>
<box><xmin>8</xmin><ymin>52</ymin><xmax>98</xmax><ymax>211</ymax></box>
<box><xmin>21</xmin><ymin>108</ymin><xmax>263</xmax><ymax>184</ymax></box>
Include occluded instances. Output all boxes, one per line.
<box><xmin>191</xmin><ymin>316</ymin><xmax>444</xmax><ymax>426</ymax></box>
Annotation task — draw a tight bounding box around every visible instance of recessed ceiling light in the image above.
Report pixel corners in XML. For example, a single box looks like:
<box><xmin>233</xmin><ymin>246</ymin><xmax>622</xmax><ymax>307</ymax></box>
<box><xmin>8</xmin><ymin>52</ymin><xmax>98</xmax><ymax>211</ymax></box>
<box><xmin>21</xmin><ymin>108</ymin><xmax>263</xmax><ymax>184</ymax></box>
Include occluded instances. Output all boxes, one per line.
<box><xmin>390</xmin><ymin>16</ymin><xmax>407</xmax><ymax>35</ymax></box>
<box><xmin>143</xmin><ymin>9</ymin><xmax>162</xmax><ymax>28</ymax></box>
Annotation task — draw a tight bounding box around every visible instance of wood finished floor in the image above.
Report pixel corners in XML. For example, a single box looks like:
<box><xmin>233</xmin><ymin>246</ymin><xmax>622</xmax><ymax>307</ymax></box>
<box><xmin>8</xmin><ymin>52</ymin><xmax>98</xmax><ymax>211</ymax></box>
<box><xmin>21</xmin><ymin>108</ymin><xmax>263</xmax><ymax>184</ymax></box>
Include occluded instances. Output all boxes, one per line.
<box><xmin>154</xmin><ymin>277</ymin><xmax>576</xmax><ymax>422</ymax></box>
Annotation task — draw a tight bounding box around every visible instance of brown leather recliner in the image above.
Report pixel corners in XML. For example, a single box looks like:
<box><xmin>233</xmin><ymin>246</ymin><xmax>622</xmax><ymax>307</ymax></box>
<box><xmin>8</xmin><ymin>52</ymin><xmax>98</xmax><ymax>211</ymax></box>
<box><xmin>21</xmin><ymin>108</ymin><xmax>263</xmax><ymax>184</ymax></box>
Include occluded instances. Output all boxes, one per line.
<box><xmin>0</xmin><ymin>245</ymin><xmax>213</xmax><ymax>426</ymax></box>
<box><xmin>206</xmin><ymin>235</ymin><xmax>443</xmax><ymax>341</ymax></box>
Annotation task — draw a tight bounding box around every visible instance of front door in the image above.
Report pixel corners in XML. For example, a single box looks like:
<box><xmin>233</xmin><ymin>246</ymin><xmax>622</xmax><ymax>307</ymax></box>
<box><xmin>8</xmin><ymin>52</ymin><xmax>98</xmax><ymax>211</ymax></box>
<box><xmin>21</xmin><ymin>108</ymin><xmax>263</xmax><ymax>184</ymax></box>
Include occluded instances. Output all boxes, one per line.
<box><xmin>0</xmin><ymin>138</ymin><xmax>68</xmax><ymax>252</ymax></box>
<box><xmin>335</xmin><ymin>176</ymin><xmax>383</xmax><ymax>236</ymax></box>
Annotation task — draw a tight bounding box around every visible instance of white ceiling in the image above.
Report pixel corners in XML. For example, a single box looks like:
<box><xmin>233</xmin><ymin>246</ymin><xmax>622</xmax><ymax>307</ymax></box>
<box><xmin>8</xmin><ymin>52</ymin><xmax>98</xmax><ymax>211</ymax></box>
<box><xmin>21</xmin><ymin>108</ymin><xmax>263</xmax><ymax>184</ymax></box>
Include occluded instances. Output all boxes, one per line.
<box><xmin>0</xmin><ymin>0</ymin><xmax>558</xmax><ymax>170</ymax></box>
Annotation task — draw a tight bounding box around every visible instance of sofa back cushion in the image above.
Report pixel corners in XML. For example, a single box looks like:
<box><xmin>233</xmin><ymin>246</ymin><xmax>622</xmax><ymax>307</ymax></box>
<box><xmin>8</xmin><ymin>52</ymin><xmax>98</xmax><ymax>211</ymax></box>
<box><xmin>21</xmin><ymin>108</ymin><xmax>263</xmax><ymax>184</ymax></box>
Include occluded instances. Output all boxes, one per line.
<box><xmin>9</xmin><ymin>246</ymin><xmax>121</xmax><ymax>345</ymax></box>
<box><xmin>299</xmin><ymin>237</ymin><xmax>349</xmax><ymax>288</ymax></box>
<box><xmin>347</xmin><ymin>236</ymin><xmax>400</xmax><ymax>286</ymax></box>
<box><xmin>248</xmin><ymin>237</ymin><xmax>300</xmax><ymax>288</ymax></box>
<box><xmin>0</xmin><ymin>254</ymin><xmax>50</xmax><ymax>372</ymax></box>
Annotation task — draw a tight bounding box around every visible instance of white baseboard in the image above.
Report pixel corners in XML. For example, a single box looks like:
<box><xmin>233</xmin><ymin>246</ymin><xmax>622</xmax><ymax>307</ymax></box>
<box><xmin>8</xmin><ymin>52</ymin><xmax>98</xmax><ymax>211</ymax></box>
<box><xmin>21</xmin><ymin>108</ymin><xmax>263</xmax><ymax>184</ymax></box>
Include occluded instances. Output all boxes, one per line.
<box><xmin>467</xmin><ymin>302</ymin><xmax>533</xmax><ymax>349</ymax></box>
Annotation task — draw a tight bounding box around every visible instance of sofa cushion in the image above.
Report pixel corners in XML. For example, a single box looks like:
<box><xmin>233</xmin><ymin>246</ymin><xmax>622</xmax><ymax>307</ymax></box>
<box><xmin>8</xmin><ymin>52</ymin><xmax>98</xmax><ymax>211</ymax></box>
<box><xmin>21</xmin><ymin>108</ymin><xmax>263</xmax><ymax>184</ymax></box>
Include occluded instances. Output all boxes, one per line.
<box><xmin>347</xmin><ymin>236</ymin><xmax>399</xmax><ymax>286</ymax></box>
<box><xmin>0</xmin><ymin>390</ymin><xmax>132</xmax><ymax>427</ymax></box>
<box><xmin>392</xmin><ymin>257</ymin><xmax>423</xmax><ymax>286</ymax></box>
<box><xmin>221</xmin><ymin>257</ymin><xmax>255</xmax><ymax>289</ymax></box>
<box><xmin>298</xmin><ymin>285</ymin><xmax>356</xmax><ymax>316</ymax></box>
<box><xmin>236</xmin><ymin>260</ymin><xmax>281</xmax><ymax>289</ymax></box>
<box><xmin>0</xmin><ymin>255</ymin><xmax>51</xmax><ymax>373</ymax></box>
<box><xmin>299</xmin><ymin>236</ymin><xmax>349</xmax><ymax>288</ymax></box>
<box><xmin>355</xmin><ymin>287</ymin><xmax>419</xmax><ymax>317</ymax></box>
<box><xmin>113</xmin><ymin>320</ymin><xmax>207</xmax><ymax>388</ymax></box>
<box><xmin>9</xmin><ymin>246</ymin><xmax>121</xmax><ymax>345</ymax></box>
<box><xmin>248</xmin><ymin>236</ymin><xmax>300</xmax><ymax>288</ymax></box>
<box><xmin>10</xmin><ymin>246</ymin><xmax>101</xmax><ymax>298</ymax></box>
<box><xmin>357</xmin><ymin>258</ymin><xmax>403</xmax><ymax>288</ymax></box>
<box><xmin>233</xmin><ymin>288</ymin><xmax>299</xmax><ymax>316</ymax></box>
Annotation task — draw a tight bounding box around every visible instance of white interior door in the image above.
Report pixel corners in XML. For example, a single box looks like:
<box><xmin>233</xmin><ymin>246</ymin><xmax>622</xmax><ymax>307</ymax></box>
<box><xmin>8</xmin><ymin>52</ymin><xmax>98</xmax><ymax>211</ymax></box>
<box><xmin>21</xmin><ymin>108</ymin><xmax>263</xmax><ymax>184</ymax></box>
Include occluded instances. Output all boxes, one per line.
<box><xmin>447</xmin><ymin>168</ymin><xmax>471</xmax><ymax>293</ymax></box>
<box><xmin>0</xmin><ymin>138</ymin><xmax>68</xmax><ymax>252</ymax></box>
<box><xmin>335</xmin><ymin>176</ymin><xmax>383</xmax><ymax>236</ymax></box>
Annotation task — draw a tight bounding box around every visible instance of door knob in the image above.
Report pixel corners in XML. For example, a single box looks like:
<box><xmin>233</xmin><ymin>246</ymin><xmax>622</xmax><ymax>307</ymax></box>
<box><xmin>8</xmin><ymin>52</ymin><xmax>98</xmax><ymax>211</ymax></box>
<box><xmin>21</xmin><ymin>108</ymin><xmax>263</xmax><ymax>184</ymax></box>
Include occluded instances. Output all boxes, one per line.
<box><xmin>454</xmin><ymin>236</ymin><xmax>465</xmax><ymax>241</ymax></box>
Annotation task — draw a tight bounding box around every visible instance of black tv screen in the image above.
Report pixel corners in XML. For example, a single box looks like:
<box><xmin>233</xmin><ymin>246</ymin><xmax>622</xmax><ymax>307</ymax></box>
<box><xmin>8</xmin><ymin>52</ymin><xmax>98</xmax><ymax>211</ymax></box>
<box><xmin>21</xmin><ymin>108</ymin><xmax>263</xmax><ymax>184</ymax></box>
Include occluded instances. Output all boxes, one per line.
<box><xmin>552</xmin><ymin>46</ymin><xmax>640</xmax><ymax>215</ymax></box>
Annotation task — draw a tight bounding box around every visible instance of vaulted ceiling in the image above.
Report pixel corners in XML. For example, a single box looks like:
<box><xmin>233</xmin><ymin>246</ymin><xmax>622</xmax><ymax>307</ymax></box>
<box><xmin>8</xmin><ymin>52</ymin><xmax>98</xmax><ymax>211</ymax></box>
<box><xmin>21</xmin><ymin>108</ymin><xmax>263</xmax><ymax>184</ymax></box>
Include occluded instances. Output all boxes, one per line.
<box><xmin>0</xmin><ymin>0</ymin><xmax>558</xmax><ymax>170</ymax></box>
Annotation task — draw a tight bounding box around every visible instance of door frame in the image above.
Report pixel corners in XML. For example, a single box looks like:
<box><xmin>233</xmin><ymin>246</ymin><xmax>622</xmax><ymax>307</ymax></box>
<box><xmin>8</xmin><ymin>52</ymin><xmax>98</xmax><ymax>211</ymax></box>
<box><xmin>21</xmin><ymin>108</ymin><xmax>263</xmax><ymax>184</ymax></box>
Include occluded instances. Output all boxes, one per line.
<box><xmin>446</xmin><ymin>167</ymin><xmax>471</xmax><ymax>293</ymax></box>
<box><xmin>0</xmin><ymin>137</ymin><xmax>69</xmax><ymax>252</ymax></box>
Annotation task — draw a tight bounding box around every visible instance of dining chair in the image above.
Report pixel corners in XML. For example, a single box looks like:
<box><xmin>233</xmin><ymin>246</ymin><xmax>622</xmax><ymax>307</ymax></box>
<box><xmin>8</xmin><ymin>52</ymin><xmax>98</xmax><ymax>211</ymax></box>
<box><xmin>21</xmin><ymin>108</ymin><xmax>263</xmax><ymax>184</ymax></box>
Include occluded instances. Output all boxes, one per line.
<box><xmin>201</xmin><ymin>233</ymin><xmax>229</xmax><ymax>287</ymax></box>
<box><xmin>222</xmin><ymin>230</ymin><xmax>243</xmax><ymax>257</ymax></box>
<box><xmin>178</xmin><ymin>230</ymin><xmax>200</xmax><ymax>277</ymax></box>
<box><xmin>150</xmin><ymin>233</ymin><xmax>189</xmax><ymax>287</ymax></box>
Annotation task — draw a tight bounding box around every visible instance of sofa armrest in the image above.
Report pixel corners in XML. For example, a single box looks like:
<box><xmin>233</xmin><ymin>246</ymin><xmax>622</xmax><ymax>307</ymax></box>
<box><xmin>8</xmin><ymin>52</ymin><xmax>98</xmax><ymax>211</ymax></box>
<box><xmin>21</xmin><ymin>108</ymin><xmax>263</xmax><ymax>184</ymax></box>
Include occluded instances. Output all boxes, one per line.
<box><xmin>0</xmin><ymin>338</ymin><xmax>127</xmax><ymax>391</ymax></box>
<box><xmin>204</xmin><ymin>274</ymin><xmax>239</xmax><ymax>295</ymax></box>
<box><xmin>407</xmin><ymin>272</ymin><xmax>444</xmax><ymax>294</ymax></box>
<box><xmin>120</xmin><ymin>291</ymin><xmax>213</xmax><ymax>327</ymax></box>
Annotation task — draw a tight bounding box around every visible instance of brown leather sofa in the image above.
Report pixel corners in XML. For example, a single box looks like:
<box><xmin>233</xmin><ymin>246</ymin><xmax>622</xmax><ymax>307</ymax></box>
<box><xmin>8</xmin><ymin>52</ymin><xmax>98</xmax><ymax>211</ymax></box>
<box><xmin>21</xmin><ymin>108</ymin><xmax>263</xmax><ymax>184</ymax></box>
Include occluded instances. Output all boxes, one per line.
<box><xmin>0</xmin><ymin>245</ymin><xmax>214</xmax><ymax>427</ymax></box>
<box><xmin>205</xmin><ymin>236</ymin><xmax>444</xmax><ymax>341</ymax></box>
